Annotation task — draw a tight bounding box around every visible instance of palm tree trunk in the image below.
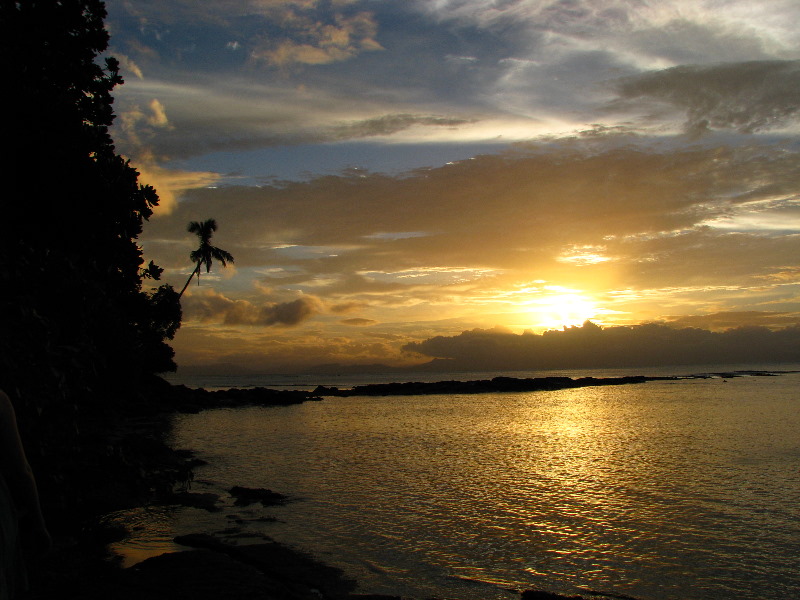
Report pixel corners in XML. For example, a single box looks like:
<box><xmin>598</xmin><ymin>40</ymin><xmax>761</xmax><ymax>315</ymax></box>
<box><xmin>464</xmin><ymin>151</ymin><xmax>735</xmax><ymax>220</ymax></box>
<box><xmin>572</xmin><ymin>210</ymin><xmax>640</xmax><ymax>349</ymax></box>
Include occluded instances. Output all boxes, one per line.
<box><xmin>179</xmin><ymin>263</ymin><xmax>201</xmax><ymax>298</ymax></box>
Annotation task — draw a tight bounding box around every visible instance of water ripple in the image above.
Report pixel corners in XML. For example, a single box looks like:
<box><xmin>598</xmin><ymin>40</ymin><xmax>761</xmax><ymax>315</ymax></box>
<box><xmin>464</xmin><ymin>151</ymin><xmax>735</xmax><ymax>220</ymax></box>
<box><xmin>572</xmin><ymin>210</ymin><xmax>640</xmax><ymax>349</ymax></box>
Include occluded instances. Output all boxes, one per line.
<box><xmin>160</xmin><ymin>373</ymin><xmax>800</xmax><ymax>600</ymax></box>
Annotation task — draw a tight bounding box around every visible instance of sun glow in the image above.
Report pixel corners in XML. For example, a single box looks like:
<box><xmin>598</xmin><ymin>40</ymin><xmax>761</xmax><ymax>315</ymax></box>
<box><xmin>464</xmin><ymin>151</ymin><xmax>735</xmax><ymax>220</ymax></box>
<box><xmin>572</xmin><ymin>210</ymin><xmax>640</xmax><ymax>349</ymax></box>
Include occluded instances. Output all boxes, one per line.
<box><xmin>528</xmin><ymin>292</ymin><xmax>600</xmax><ymax>330</ymax></box>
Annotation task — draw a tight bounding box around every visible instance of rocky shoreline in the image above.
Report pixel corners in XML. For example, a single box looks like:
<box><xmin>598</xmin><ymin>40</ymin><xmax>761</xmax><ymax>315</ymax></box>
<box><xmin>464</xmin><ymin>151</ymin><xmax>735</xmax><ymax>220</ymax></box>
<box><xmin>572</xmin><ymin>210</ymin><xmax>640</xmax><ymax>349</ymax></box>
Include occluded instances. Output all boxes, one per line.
<box><xmin>94</xmin><ymin>482</ymin><xmax>642</xmax><ymax>600</ymax></box>
<box><xmin>313</xmin><ymin>374</ymin><xmax>658</xmax><ymax>397</ymax></box>
<box><xmin>172</xmin><ymin>369</ymin><xmax>789</xmax><ymax>405</ymax></box>
<box><xmin>33</xmin><ymin>371</ymin><xmax>792</xmax><ymax>599</ymax></box>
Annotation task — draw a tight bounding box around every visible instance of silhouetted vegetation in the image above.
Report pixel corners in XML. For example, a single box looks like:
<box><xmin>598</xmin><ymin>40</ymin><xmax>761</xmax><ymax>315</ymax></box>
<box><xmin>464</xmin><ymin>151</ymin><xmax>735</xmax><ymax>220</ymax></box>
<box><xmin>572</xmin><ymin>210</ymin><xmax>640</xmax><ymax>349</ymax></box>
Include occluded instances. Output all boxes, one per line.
<box><xmin>179</xmin><ymin>218</ymin><xmax>235</xmax><ymax>296</ymax></box>
<box><xmin>0</xmin><ymin>0</ymin><xmax>182</xmax><ymax>526</ymax></box>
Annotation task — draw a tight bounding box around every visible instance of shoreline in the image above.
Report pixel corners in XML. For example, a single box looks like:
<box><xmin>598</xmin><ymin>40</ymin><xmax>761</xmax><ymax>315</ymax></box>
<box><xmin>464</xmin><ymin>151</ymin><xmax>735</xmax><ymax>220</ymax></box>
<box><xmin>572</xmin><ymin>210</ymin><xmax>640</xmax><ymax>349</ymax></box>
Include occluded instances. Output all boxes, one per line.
<box><xmin>171</xmin><ymin>369</ymin><xmax>794</xmax><ymax>403</ymax></box>
<box><xmin>34</xmin><ymin>370</ymin><xmax>795</xmax><ymax>599</ymax></box>
<box><xmin>310</xmin><ymin>369</ymin><xmax>789</xmax><ymax>397</ymax></box>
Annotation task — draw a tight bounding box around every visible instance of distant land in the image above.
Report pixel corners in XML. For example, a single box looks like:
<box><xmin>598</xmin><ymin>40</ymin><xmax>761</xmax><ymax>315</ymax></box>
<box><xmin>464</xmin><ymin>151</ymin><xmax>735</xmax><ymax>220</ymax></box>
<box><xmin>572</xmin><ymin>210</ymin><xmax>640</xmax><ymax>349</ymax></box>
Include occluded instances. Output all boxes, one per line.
<box><xmin>171</xmin><ymin>322</ymin><xmax>800</xmax><ymax>378</ymax></box>
<box><xmin>173</xmin><ymin>358</ymin><xmax>799</xmax><ymax>380</ymax></box>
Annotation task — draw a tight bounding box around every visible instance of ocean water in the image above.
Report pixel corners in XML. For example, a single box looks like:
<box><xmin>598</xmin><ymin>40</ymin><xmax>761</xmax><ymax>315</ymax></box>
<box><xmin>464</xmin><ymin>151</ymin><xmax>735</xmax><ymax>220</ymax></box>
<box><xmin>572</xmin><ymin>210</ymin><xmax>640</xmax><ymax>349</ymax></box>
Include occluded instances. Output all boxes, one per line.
<box><xmin>115</xmin><ymin>367</ymin><xmax>800</xmax><ymax>599</ymax></box>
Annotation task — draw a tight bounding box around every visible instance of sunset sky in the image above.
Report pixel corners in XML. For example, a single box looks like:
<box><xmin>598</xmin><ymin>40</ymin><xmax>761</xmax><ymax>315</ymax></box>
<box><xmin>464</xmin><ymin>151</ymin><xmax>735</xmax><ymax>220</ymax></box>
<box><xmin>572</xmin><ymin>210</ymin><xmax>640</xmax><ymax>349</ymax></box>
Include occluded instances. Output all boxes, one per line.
<box><xmin>104</xmin><ymin>0</ymin><xmax>800</xmax><ymax>373</ymax></box>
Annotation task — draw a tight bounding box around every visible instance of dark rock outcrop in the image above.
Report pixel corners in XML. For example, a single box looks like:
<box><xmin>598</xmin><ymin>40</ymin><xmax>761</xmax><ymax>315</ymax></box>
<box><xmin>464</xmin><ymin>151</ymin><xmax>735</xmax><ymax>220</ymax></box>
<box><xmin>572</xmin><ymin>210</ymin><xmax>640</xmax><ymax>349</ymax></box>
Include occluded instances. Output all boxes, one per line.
<box><xmin>315</xmin><ymin>375</ymin><xmax>653</xmax><ymax>397</ymax></box>
<box><xmin>167</xmin><ymin>385</ymin><xmax>322</xmax><ymax>413</ymax></box>
<box><xmin>312</xmin><ymin>370</ymin><xmax>791</xmax><ymax>397</ymax></box>
<box><xmin>171</xmin><ymin>533</ymin><xmax>357</xmax><ymax>600</ymax></box>
<box><xmin>165</xmin><ymin>491</ymin><xmax>222</xmax><ymax>512</ymax></box>
<box><xmin>229</xmin><ymin>486</ymin><xmax>289</xmax><ymax>507</ymax></box>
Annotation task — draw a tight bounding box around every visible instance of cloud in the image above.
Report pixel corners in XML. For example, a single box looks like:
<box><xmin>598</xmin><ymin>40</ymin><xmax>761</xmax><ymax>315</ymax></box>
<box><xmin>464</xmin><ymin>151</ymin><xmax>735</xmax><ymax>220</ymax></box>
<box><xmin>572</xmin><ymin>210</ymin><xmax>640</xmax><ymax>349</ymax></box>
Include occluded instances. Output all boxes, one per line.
<box><xmin>403</xmin><ymin>320</ymin><xmax>800</xmax><ymax>370</ymax></box>
<box><xmin>183</xmin><ymin>290</ymin><xmax>321</xmax><ymax>326</ymax></box>
<box><xmin>134</xmin><ymin>157</ymin><xmax>221</xmax><ymax>215</ymax></box>
<box><xmin>397</xmin><ymin>1</ymin><xmax>800</xmax><ymax>129</ymax></box>
<box><xmin>250</xmin><ymin>11</ymin><xmax>383</xmax><ymax>67</ymax></box>
<box><xmin>611</xmin><ymin>60</ymin><xmax>800</xmax><ymax>135</ymax></box>
<box><xmin>414</xmin><ymin>0</ymin><xmax>640</xmax><ymax>29</ymax></box>
<box><xmin>341</xmin><ymin>318</ymin><xmax>377</xmax><ymax>326</ymax></box>
<box><xmin>412</xmin><ymin>0</ymin><xmax>800</xmax><ymax>82</ymax></box>
<box><xmin>169</xmin><ymin>325</ymin><xmax>410</xmax><ymax>372</ymax></box>
<box><xmin>143</xmin><ymin>135</ymin><xmax>800</xmax><ymax>265</ymax></box>
<box><xmin>117</xmin><ymin>96</ymin><xmax>172</xmax><ymax>149</ymax></box>
<box><xmin>415</xmin><ymin>1</ymin><xmax>800</xmax><ymax>54</ymax></box>
<box><xmin>138</xmin><ymin>135</ymin><xmax>800</xmax><ymax>337</ymax></box>
<box><xmin>663</xmin><ymin>311</ymin><xmax>800</xmax><ymax>330</ymax></box>
<box><xmin>329</xmin><ymin>301</ymin><xmax>368</xmax><ymax>314</ymax></box>
<box><xmin>624</xmin><ymin>19</ymin><xmax>776</xmax><ymax>66</ymax></box>
<box><xmin>110</xmin><ymin>0</ymin><xmax>382</xmax><ymax>69</ymax></box>
<box><xmin>101</xmin><ymin>0</ymin><xmax>800</xmax><ymax>374</ymax></box>
<box><xmin>115</xmin><ymin>54</ymin><xmax>144</xmax><ymax>79</ymax></box>
<box><xmin>112</xmin><ymin>75</ymin><xmax>479</xmax><ymax>159</ymax></box>
<box><xmin>330</xmin><ymin>114</ymin><xmax>475</xmax><ymax>140</ymax></box>
<box><xmin>107</xmin><ymin>0</ymin><xmax>800</xmax><ymax>154</ymax></box>
<box><xmin>116</xmin><ymin>0</ymin><xmax>362</xmax><ymax>27</ymax></box>
<box><xmin>146</xmin><ymin>98</ymin><xmax>170</xmax><ymax>127</ymax></box>
<box><xmin>115</xmin><ymin>93</ymin><xmax>222</xmax><ymax>213</ymax></box>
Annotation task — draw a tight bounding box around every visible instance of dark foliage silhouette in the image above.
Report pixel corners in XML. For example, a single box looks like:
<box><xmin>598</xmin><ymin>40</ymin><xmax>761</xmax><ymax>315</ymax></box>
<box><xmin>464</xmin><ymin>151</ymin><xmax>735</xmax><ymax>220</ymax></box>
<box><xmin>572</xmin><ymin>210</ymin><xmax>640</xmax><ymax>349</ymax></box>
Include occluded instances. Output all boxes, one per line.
<box><xmin>180</xmin><ymin>219</ymin><xmax>235</xmax><ymax>297</ymax></box>
<box><xmin>0</xmin><ymin>0</ymin><xmax>182</xmax><ymax>524</ymax></box>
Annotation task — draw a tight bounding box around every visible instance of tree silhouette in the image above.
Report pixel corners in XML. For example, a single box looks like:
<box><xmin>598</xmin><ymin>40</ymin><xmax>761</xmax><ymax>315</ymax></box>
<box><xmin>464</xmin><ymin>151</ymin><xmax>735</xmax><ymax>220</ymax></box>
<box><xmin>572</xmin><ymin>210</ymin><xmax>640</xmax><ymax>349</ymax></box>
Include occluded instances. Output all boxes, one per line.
<box><xmin>0</xmin><ymin>0</ymin><xmax>183</xmax><ymax>522</ymax></box>
<box><xmin>180</xmin><ymin>219</ymin><xmax>235</xmax><ymax>297</ymax></box>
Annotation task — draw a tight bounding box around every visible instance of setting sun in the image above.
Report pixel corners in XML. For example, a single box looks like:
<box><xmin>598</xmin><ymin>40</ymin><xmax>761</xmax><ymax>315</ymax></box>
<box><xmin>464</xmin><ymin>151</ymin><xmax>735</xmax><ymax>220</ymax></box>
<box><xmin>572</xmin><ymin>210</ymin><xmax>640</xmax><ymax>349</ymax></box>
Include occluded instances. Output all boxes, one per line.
<box><xmin>528</xmin><ymin>291</ymin><xmax>600</xmax><ymax>330</ymax></box>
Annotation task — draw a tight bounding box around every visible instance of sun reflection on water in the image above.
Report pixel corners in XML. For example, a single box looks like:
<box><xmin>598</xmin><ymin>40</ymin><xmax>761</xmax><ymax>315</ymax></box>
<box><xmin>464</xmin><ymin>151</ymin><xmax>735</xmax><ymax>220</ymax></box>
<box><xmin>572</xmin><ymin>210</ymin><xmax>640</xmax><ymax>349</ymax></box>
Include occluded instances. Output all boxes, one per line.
<box><xmin>131</xmin><ymin>374</ymin><xmax>800</xmax><ymax>600</ymax></box>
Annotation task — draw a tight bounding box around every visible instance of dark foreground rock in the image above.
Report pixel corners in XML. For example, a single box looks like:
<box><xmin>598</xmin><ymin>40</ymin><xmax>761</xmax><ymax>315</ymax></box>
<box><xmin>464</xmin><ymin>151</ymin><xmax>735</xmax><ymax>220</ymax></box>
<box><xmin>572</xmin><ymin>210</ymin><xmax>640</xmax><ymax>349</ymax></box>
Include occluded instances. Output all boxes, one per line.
<box><xmin>167</xmin><ymin>385</ymin><xmax>322</xmax><ymax>413</ymax></box>
<box><xmin>229</xmin><ymin>486</ymin><xmax>290</xmax><ymax>507</ymax></box>
<box><xmin>32</xmin><ymin>532</ymin><xmax>356</xmax><ymax>600</ymax></box>
<box><xmin>33</xmin><ymin>531</ymin><xmax>631</xmax><ymax>600</ymax></box>
<box><xmin>164</xmin><ymin>491</ymin><xmax>222</xmax><ymax>511</ymax></box>
<box><xmin>173</xmin><ymin>534</ymin><xmax>356</xmax><ymax>597</ymax></box>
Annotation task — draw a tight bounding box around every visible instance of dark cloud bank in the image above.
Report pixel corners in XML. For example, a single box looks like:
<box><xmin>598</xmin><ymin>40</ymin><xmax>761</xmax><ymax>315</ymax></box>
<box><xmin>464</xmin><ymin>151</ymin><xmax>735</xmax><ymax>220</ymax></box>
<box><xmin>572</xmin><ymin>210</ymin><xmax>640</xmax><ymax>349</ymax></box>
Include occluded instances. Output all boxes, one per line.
<box><xmin>613</xmin><ymin>60</ymin><xmax>800</xmax><ymax>136</ymax></box>
<box><xmin>403</xmin><ymin>321</ymin><xmax>800</xmax><ymax>371</ymax></box>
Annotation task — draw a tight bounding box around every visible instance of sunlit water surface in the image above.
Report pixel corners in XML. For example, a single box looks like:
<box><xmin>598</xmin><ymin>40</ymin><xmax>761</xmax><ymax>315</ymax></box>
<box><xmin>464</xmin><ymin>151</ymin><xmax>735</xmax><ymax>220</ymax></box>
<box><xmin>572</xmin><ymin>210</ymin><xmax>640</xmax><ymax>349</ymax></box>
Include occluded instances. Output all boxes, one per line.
<box><xmin>117</xmin><ymin>371</ymin><xmax>800</xmax><ymax>600</ymax></box>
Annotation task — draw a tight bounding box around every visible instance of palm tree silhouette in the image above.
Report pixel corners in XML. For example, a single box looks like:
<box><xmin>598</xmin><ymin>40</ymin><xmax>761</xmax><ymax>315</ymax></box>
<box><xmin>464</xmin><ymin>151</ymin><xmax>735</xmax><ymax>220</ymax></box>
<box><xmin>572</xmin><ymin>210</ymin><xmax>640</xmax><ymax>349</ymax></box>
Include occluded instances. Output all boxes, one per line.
<box><xmin>179</xmin><ymin>218</ymin><xmax>234</xmax><ymax>297</ymax></box>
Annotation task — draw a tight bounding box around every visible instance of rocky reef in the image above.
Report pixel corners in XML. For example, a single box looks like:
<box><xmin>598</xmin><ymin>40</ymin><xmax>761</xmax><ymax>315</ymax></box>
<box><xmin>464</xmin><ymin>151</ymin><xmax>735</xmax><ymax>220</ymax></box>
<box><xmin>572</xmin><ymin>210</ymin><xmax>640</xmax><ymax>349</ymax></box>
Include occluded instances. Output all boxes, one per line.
<box><xmin>313</xmin><ymin>374</ymin><xmax>656</xmax><ymax>397</ymax></box>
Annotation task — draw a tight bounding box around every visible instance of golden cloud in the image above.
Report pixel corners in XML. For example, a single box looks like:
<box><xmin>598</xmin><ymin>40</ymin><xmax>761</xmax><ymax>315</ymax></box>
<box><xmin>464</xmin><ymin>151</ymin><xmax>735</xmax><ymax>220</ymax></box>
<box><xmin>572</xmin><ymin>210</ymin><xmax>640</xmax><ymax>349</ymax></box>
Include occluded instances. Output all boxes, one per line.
<box><xmin>115</xmin><ymin>54</ymin><xmax>144</xmax><ymax>79</ymax></box>
<box><xmin>146</xmin><ymin>99</ymin><xmax>169</xmax><ymax>127</ymax></box>
<box><xmin>135</xmin><ymin>159</ymin><xmax>221</xmax><ymax>216</ymax></box>
<box><xmin>251</xmin><ymin>11</ymin><xmax>383</xmax><ymax>67</ymax></box>
<box><xmin>140</xmin><ymin>138</ymin><xmax>800</xmax><ymax>328</ymax></box>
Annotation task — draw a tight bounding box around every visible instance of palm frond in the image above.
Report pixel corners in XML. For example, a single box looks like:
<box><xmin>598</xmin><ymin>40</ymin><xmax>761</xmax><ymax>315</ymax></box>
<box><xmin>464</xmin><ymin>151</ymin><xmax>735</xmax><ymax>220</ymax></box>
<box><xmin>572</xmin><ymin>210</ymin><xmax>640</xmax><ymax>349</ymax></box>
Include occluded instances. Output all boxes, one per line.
<box><xmin>188</xmin><ymin>218</ymin><xmax>218</xmax><ymax>238</ymax></box>
<box><xmin>211</xmin><ymin>247</ymin><xmax>235</xmax><ymax>267</ymax></box>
